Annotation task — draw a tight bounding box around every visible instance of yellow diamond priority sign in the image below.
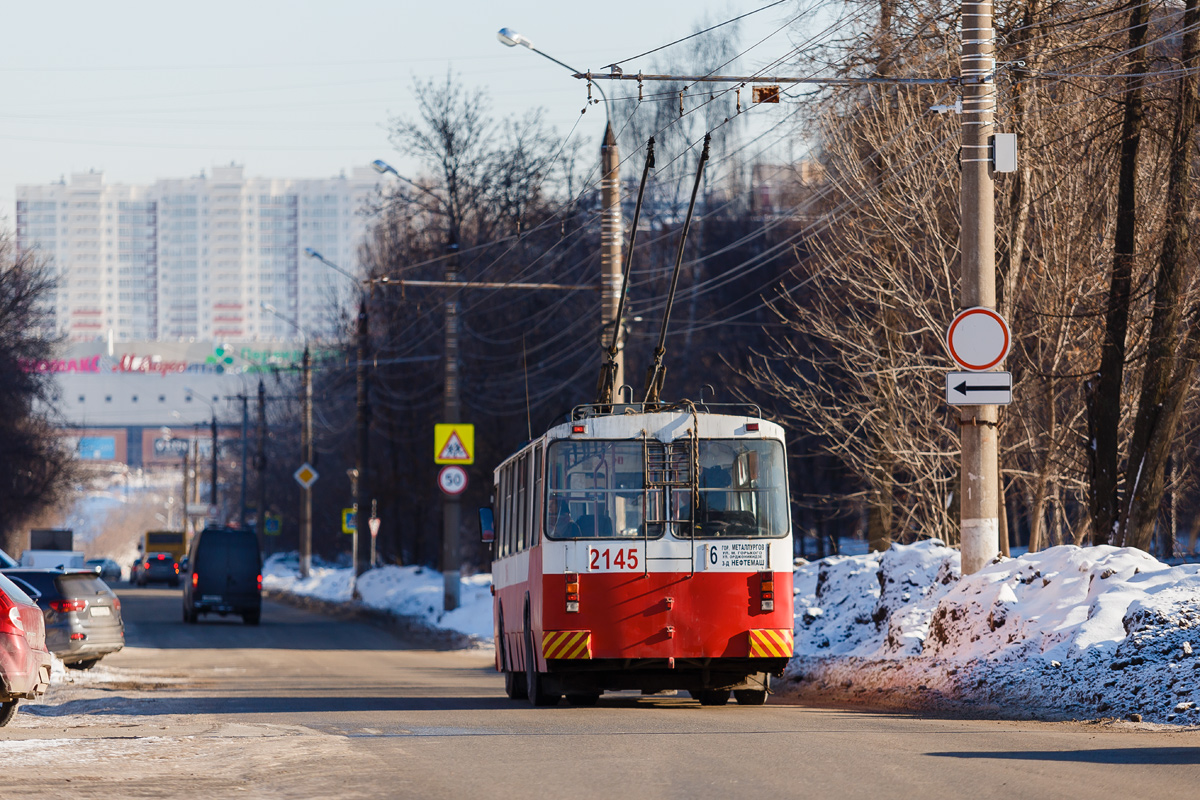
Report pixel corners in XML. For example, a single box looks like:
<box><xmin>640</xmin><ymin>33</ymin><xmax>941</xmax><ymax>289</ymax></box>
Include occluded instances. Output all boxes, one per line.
<box><xmin>434</xmin><ymin>424</ymin><xmax>474</xmax><ymax>465</ymax></box>
<box><xmin>294</xmin><ymin>462</ymin><xmax>319</xmax><ymax>489</ymax></box>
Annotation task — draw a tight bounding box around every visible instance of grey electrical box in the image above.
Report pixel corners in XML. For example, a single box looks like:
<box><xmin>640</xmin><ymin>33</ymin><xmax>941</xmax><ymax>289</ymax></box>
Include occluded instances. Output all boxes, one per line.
<box><xmin>991</xmin><ymin>133</ymin><xmax>1017</xmax><ymax>172</ymax></box>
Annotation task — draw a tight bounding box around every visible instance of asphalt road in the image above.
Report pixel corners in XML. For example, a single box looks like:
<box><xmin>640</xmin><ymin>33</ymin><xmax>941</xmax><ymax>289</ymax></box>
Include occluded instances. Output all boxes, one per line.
<box><xmin>1</xmin><ymin>586</ymin><xmax>1198</xmax><ymax>799</ymax></box>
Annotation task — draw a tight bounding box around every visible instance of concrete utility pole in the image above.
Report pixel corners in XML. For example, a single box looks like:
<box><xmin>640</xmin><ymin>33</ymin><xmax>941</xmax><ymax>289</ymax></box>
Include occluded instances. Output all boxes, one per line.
<box><xmin>224</xmin><ymin>392</ymin><xmax>250</xmax><ymax>528</ymax></box>
<box><xmin>600</xmin><ymin>122</ymin><xmax>625</xmax><ymax>389</ymax></box>
<box><xmin>256</xmin><ymin>379</ymin><xmax>267</xmax><ymax>553</ymax></box>
<box><xmin>300</xmin><ymin>346</ymin><xmax>313</xmax><ymax>578</ymax></box>
<box><xmin>210</xmin><ymin>414</ymin><xmax>219</xmax><ymax>511</ymax></box>
<box><xmin>958</xmin><ymin>0</ymin><xmax>1001</xmax><ymax>574</ymax></box>
<box><xmin>442</xmin><ymin>234</ymin><xmax>462</xmax><ymax>611</ymax></box>
<box><xmin>354</xmin><ymin>300</ymin><xmax>372</xmax><ymax>577</ymax></box>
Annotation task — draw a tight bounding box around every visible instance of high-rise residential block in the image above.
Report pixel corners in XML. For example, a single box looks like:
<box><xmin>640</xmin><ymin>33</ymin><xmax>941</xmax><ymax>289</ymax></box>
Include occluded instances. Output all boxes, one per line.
<box><xmin>15</xmin><ymin>164</ymin><xmax>379</xmax><ymax>342</ymax></box>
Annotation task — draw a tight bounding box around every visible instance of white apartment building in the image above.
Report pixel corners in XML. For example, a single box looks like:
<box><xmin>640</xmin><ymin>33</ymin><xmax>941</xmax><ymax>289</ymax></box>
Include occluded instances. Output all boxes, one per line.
<box><xmin>15</xmin><ymin>164</ymin><xmax>380</xmax><ymax>342</ymax></box>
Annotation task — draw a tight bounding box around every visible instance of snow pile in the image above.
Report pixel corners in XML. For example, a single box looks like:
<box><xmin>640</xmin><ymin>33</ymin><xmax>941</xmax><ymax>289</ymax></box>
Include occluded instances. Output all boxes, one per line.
<box><xmin>790</xmin><ymin>540</ymin><xmax>1200</xmax><ymax>723</ymax></box>
<box><xmin>263</xmin><ymin>554</ymin><xmax>493</xmax><ymax>643</ymax></box>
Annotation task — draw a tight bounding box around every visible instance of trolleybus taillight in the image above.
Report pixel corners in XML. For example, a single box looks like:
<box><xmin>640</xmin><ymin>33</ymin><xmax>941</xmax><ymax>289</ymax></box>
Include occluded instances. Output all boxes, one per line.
<box><xmin>565</xmin><ymin>572</ymin><xmax>580</xmax><ymax>613</ymax></box>
<box><xmin>759</xmin><ymin>571</ymin><xmax>774</xmax><ymax>612</ymax></box>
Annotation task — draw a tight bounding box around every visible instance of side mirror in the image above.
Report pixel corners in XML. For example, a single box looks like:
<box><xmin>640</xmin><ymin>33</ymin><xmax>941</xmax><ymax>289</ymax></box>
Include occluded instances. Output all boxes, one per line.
<box><xmin>478</xmin><ymin>507</ymin><xmax>495</xmax><ymax>543</ymax></box>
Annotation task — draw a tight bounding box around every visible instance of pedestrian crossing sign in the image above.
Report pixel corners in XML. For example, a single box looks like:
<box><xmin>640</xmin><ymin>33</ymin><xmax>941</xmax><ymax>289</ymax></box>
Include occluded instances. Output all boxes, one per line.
<box><xmin>434</xmin><ymin>423</ymin><xmax>474</xmax><ymax>465</ymax></box>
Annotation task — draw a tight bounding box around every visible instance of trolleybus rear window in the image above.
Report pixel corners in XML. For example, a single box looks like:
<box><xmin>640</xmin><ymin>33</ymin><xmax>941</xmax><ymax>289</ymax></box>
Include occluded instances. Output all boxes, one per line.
<box><xmin>546</xmin><ymin>439</ymin><xmax>788</xmax><ymax>539</ymax></box>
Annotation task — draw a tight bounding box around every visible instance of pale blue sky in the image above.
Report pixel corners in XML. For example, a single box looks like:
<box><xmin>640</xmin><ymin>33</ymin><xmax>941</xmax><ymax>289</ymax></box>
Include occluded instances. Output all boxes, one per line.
<box><xmin>1</xmin><ymin>1</ymin><xmax>805</xmax><ymax>223</ymax></box>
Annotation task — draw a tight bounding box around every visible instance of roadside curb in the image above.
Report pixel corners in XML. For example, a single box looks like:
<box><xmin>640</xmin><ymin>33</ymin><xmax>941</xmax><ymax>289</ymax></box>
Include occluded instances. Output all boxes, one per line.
<box><xmin>263</xmin><ymin>589</ymin><xmax>482</xmax><ymax>651</ymax></box>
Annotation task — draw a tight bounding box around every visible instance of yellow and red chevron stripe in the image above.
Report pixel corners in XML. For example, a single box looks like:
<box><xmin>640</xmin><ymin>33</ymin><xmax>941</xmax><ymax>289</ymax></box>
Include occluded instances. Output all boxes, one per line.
<box><xmin>748</xmin><ymin>628</ymin><xmax>794</xmax><ymax>658</ymax></box>
<box><xmin>542</xmin><ymin>630</ymin><xmax>592</xmax><ymax>660</ymax></box>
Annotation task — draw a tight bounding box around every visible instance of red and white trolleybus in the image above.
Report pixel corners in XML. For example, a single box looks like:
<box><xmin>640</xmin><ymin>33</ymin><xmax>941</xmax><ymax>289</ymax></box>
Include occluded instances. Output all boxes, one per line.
<box><xmin>483</xmin><ymin>401</ymin><xmax>794</xmax><ymax>706</ymax></box>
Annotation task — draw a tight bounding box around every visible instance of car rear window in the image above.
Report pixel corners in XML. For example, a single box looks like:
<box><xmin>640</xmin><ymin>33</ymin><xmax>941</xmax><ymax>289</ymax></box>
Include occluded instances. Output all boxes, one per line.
<box><xmin>4</xmin><ymin>571</ymin><xmax>57</xmax><ymax>597</ymax></box>
<box><xmin>0</xmin><ymin>573</ymin><xmax>35</xmax><ymax>605</ymax></box>
<box><xmin>195</xmin><ymin>530</ymin><xmax>260</xmax><ymax>570</ymax></box>
<box><xmin>58</xmin><ymin>574</ymin><xmax>111</xmax><ymax>596</ymax></box>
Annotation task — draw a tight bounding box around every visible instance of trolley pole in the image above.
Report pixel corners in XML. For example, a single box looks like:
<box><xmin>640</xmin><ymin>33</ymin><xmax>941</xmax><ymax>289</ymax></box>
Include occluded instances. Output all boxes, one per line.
<box><xmin>959</xmin><ymin>0</ymin><xmax>1001</xmax><ymax>573</ymax></box>
<box><xmin>443</xmin><ymin>233</ymin><xmax>462</xmax><ymax>611</ymax></box>
<box><xmin>600</xmin><ymin>122</ymin><xmax>624</xmax><ymax>388</ymax></box>
<box><xmin>355</xmin><ymin>299</ymin><xmax>372</xmax><ymax>577</ymax></box>
<box><xmin>300</xmin><ymin>345</ymin><xmax>313</xmax><ymax>578</ymax></box>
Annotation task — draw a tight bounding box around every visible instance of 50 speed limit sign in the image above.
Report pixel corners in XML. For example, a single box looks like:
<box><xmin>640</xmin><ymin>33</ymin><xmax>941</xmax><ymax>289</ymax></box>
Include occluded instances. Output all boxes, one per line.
<box><xmin>437</xmin><ymin>465</ymin><xmax>468</xmax><ymax>496</ymax></box>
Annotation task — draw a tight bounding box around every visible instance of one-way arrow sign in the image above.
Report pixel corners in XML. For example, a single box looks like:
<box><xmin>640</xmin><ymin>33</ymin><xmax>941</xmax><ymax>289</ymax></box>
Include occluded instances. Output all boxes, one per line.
<box><xmin>945</xmin><ymin>371</ymin><xmax>1012</xmax><ymax>406</ymax></box>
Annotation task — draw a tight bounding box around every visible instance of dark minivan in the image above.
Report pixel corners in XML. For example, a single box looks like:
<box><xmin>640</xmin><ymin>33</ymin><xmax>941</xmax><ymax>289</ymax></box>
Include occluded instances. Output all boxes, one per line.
<box><xmin>182</xmin><ymin>527</ymin><xmax>262</xmax><ymax>625</ymax></box>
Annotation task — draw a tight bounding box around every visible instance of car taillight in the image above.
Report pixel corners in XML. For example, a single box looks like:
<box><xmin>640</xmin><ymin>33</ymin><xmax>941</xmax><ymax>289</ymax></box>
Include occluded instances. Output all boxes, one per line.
<box><xmin>257</xmin><ymin>574</ymin><xmax>263</xmax><ymax>591</ymax></box>
<box><xmin>759</xmin><ymin>571</ymin><xmax>774</xmax><ymax>612</ymax></box>
<box><xmin>192</xmin><ymin>572</ymin><xmax>199</xmax><ymax>588</ymax></box>
<box><xmin>113</xmin><ymin>597</ymin><xmax>121</xmax><ymax>610</ymax></box>
<box><xmin>174</xmin><ymin>563</ymin><xmax>180</xmax><ymax>573</ymax></box>
<box><xmin>6</xmin><ymin>606</ymin><xmax>23</xmax><ymax>632</ymax></box>
<box><xmin>565</xmin><ymin>572</ymin><xmax>579</xmax><ymax>613</ymax></box>
<box><xmin>50</xmin><ymin>599</ymin><xmax>88</xmax><ymax>613</ymax></box>
<box><xmin>157</xmin><ymin>554</ymin><xmax>167</xmax><ymax>560</ymax></box>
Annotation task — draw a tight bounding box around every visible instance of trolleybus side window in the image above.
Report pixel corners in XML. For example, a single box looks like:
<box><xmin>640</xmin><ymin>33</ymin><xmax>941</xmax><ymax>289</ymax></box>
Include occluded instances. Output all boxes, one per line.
<box><xmin>516</xmin><ymin>452</ymin><xmax>529</xmax><ymax>553</ymax></box>
<box><xmin>501</xmin><ymin>462</ymin><xmax>515</xmax><ymax>557</ymax></box>
<box><xmin>532</xmin><ymin>446</ymin><xmax>544</xmax><ymax>547</ymax></box>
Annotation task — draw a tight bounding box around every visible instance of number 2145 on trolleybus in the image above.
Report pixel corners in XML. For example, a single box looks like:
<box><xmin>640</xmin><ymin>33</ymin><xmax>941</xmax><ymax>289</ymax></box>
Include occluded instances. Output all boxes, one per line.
<box><xmin>480</xmin><ymin>402</ymin><xmax>794</xmax><ymax>707</ymax></box>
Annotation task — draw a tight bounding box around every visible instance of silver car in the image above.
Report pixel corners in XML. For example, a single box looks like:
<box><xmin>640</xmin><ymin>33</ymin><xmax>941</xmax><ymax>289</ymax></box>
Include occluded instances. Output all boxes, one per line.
<box><xmin>0</xmin><ymin>569</ymin><xmax>124</xmax><ymax>670</ymax></box>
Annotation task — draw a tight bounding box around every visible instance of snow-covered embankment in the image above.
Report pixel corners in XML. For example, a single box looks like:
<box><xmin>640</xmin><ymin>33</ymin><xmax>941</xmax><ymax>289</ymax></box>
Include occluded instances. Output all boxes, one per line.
<box><xmin>788</xmin><ymin>540</ymin><xmax>1200</xmax><ymax>723</ymax></box>
<box><xmin>261</xmin><ymin>555</ymin><xmax>493</xmax><ymax>643</ymax></box>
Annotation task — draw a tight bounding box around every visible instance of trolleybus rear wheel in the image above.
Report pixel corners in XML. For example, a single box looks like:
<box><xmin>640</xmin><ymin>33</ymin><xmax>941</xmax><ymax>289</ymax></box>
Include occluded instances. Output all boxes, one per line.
<box><xmin>524</xmin><ymin>621</ymin><xmax>561</xmax><ymax>707</ymax></box>
<box><xmin>733</xmin><ymin>689</ymin><xmax>768</xmax><ymax>705</ymax></box>
<box><xmin>695</xmin><ymin>689</ymin><xmax>730</xmax><ymax>706</ymax></box>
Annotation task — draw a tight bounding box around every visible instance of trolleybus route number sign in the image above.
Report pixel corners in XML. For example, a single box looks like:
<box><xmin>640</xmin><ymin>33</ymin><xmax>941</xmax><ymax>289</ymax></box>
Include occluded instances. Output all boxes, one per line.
<box><xmin>588</xmin><ymin>546</ymin><xmax>640</xmax><ymax>572</ymax></box>
<box><xmin>707</xmin><ymin>542</ymin><xmax>769</xmax><ymax>569</ymax></box>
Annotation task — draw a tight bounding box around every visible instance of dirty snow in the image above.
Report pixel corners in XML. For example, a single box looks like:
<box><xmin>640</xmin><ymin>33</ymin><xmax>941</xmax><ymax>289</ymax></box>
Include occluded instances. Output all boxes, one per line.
<box><xmin>262</xmin><ymin>554</ymin><xmax>493</xmax><ymax>642</ymax></box>
<box><xmin>789</xmin><ymin>539</ymin><xmax>1200</xmax><ymax>724</ymax></box>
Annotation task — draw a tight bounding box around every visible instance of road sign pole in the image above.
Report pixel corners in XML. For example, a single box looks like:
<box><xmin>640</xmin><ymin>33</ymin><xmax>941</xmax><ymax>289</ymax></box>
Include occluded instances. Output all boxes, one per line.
<box><xmin>300</xmin><ymin>345</ymin><xmax>313</xmax><ymax>578</ymax></box>
<box><xmin>443</xmin><ymin>230</ymin><xmax>462</xmax><ymax>612</ymax></box>
<box><xmin>959</xmin><ymin>0</ymin><xmax>1001</xmax><ymax>574</ymax></box>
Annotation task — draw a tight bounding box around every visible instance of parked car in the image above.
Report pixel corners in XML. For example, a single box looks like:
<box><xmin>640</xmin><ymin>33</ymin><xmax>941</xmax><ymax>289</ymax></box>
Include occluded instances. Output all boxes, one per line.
<box><xmin>136</xmin><ymin>552</ymin><xmax>180</xmax><ymax>587</ymax></box>
<box><xmin>182</xmin><ymin>527</ymin><xmax>262</xmax><ymax>625</ymax></box>
<box><xmin>0</xmin><ymin>572</ymin><xmax>53</xmax><ymax>725</ymax></box>
<box><xmin>1</xmin><ymin>568</ymin><xmax>124</xmax><ymax>669</ymax></box>
<box><xmin>85</xmin><ymin>558</ymin><xmax>122</xmax><ymax>583</ymax></box>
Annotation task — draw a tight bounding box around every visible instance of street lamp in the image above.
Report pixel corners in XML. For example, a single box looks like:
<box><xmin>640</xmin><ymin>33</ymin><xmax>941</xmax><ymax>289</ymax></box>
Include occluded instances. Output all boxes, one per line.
<box><xmin>305</xmin><ymin>249</ymin><xmax>373</xmax><ymax>580</ymax></box>
<box><xmin>497</xmin><ymin>26</ymin><xmax>626</xmax><ymax>398</ymax></box>
<box><xmin>495</xmin><ymin>28</ymin><xmax>611</xmax><ymax>123</ymax></box>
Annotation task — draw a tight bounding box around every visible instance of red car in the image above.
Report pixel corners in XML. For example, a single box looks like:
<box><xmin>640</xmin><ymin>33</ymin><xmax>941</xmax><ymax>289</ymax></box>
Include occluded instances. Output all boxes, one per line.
<box><xmin>0</xmin><ymin>572</ymin><xmax>53</xmax><ymax>726</ymax></box>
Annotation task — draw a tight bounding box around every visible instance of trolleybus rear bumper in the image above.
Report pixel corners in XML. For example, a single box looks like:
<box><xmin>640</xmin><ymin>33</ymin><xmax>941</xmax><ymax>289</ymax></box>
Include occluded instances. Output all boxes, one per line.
<box><xmin>542</xmin><ymin>656</ymin><xmax>788</xmax><ymax>693</ymax></box>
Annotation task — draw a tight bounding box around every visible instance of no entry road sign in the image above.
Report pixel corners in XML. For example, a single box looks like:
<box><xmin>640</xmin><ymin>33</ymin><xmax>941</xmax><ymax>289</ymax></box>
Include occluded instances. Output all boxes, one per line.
<box><xmin>946</xmin><ymin>307</ymin><xmax>1011</xmax><ymax>372</ymax></box>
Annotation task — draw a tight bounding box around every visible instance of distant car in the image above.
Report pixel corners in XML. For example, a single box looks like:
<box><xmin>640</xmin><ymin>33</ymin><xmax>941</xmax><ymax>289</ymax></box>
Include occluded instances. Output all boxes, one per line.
<box><xmin>137</xmin><ymin>552</ymin><xmax>180</xmax><ymax>587</ymax></box>
<box><xmin>182</xmin><ymin>527</ymin><xmax>262</xmax><ymax>625</ymax></box>
<box><xmin>0</xmin><ymin>572</ymin><xmax>53</xmax><ymax>725</ymax></box>
<box><xmin>1</xmin><ymin>569</ymin><xmax>124</xmax><ymax>670</ymax></box>
<box><xmin>85</xmin><ymin>558</ymin><xmax>122</xmax><ymax>583</ymax></box>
